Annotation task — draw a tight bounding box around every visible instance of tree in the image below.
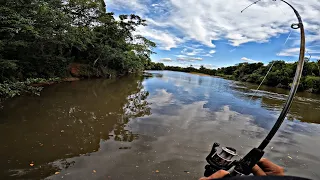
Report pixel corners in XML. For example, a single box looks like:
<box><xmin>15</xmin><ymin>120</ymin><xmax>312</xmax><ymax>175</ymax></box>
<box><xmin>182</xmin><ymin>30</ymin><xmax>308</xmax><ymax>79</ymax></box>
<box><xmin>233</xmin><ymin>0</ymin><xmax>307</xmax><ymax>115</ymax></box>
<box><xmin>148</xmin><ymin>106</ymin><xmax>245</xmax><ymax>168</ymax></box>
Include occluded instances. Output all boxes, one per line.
<box><xmin>0</xmin><ymin>0</ymin><xmax>155</xmax><ymax>82</ymax></box>
<box><xmin>0</xmin><ymin>0</ymin><xmax>156</xmax><ymax>99</ymax></box>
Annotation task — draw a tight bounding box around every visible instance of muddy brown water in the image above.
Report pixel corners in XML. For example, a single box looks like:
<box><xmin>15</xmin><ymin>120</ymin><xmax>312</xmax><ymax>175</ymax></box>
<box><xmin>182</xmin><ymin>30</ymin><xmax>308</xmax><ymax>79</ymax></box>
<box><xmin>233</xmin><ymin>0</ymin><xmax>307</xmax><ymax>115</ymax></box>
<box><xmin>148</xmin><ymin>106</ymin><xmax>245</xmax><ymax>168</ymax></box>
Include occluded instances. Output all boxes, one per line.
<box><xmin>1</xmin><ymin>71</ymin><xmax>320</xmax><ymax>180</ymax></box>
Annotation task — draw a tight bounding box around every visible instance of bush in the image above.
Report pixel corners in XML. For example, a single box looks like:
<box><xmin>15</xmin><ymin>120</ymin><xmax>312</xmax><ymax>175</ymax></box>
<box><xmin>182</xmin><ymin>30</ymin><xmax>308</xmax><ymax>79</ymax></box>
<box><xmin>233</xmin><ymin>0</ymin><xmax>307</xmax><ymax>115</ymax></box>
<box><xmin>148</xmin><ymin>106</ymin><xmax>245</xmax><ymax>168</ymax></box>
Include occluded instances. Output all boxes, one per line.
<box><xmin>0</xmin><ymin>81</ymin><xmax>43</xmax><ymax>99</ymax></box>
<box><xmin>76</xmin><ymin>64</ymin><xmax>117</xmax><ymax>78</ymax></box>
<box><xmin>246</xmin><ymin>73</ymin><xmax>263</xmax><ymax>83</ymax></box>
<box><xmin>301</xmin><ymin>76</ymin><xmax>320</xmax><ymax>93</ymax></box>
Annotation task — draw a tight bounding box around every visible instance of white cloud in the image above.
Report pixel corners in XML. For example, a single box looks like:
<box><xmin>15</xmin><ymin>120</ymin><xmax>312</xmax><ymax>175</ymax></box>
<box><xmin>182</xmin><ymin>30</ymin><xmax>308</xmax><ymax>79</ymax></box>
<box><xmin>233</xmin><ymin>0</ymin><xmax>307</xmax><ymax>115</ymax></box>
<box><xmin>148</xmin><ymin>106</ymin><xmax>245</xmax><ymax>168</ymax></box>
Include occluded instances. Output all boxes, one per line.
<box><xmin>193</xmin><ymin>64</ymin><xmax>217</xmax><ymax>69</ymax></box>
<box><xmin>181</xmin><ymin>47</ymin><xmax>204</xmax><ymax>56</ymax></box>
<box><xmin>137</xmin><ymin>26</ymin><xmax>184</xmax><ymax>50</ymax></box>
<box><xmin>177</xmin><ymin>57</ymin><xmax>203</xmax><ymax>61</ymax></box>
<box><xmin>106</xmin><ymin>0</ymin><xmax>320</xmax><ymax>48</ymax></box>
<box><xmin>278</xmin><ymin>48</ymin><xmax>300</xmax><ymax>56</ymax></box>
<box><xmin>285</xmin><ymin>61</ymin><xmax>296</xmax><ymax>64</ymax></box>
<box><xmin>106</xmin><ymin>0</ymin><xmax>148</xmax><ymax>14</ymax></box>
<box><xmin>163</xmin><ymin>0</ymin><xmax>311</xmax><ymax>46</ymax></box>
<box><xmin>278</xmin><ymin>47</ymin><xmax>320</xmax><ymax>60</ymax></box>
<box><xmin>241</xmin><ymin>57</ymin><xmax>259</xmax><ymax>63</ymax></box>
<box><xmin>175</xmin><ymin>54</ymin><xmax>187</xmax><ymax>58</ymax></box>
<box><xmin>180</xmin><ymin>46</ymin><xmax>216</xmax><ymax>57</ymax></box>
<box><xmin>308</xmin><ymin>49</ymin><xmax>320</xmax><ymax>54</ymax></box>
<box><xmin>191</xmin><ymin>44</ymin><xmax>203</xmax><ymax>48</ymax></box>
<box><xmin>148</xmin><ymin>89</ymin><xmax>173</xmax><ymax>106</ymax></box>
<box><xmin>202</xmin><ymin>54</ymin><xmax>213</xmax><ymax>57</ymax></box>
<box><xmin>209</xmin><ymin>50</ymin><xmax>216</xmax><ymax>54</ymax></box>
<box><xmin>160</xmin><ymin>58</ymin><xmax>173</xmax><ymax>62</ymax></box>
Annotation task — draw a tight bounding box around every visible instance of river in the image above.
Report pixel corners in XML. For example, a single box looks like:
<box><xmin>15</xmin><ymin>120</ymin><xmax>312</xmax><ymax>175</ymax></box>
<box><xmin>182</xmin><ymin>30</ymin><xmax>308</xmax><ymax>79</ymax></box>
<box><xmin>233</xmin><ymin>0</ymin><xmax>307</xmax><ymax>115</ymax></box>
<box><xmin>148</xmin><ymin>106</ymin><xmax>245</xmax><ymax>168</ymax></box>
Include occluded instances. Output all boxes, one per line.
<box><xmin>1</xmin><ymin>71</ymin><xmax>320</xmax><ymax>180</ymax></box>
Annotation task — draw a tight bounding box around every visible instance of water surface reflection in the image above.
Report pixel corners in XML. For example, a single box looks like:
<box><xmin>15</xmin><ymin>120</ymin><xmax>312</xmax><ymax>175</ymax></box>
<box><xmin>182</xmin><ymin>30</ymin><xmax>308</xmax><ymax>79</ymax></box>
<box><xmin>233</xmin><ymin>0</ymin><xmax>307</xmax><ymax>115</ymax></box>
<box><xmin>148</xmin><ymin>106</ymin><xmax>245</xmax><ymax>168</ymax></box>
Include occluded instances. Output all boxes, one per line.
<box><xmin>0</xmin><ymin>71</ymin><xmax>319</xmax><ymax>179</ymax></box>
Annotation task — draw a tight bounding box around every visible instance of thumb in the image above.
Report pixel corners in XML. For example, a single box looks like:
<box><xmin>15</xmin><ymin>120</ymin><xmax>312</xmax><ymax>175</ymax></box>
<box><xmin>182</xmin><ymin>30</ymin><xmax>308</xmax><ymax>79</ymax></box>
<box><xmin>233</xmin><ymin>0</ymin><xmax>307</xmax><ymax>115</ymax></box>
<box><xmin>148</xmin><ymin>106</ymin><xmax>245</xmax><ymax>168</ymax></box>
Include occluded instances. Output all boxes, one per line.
<box><xmin>199</xmin><ymin>170</ymin><xmax>230</xmax><ymax>180</ymax></box>
<box><xmin>252</xmin><ymin>165</ymin><xmax>267</xmax><ymax>176</ymax></box>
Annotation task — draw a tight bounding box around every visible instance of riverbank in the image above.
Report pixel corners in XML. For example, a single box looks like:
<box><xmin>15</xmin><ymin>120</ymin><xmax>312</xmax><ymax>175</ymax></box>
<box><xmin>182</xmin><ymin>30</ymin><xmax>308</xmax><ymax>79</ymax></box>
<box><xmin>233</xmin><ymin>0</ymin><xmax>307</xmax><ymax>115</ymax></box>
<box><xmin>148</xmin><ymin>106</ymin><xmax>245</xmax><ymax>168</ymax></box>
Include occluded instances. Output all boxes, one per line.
<box><xmin>213</xmin><ymin>73</ymin><xmax>320</xmax><ymax>94</ymax></box>
<box><xmin>188</xmin><ymin>72</ymin><xmax>213</xmax><ymax>76</ymax></box>
<box><xmin>0</xmin><ymin>63</ymin><xmax>130</xmax><ymax>105</ymax></box>
<box><xmin>148</xmin><ymin>61</ymin><xmax>320</xmax><ymax>94</ymax></box>
<box><xmin>156</xmin><ymin>69</ymin><xmax>319</xmax><ymax>94</ymax></box>
<box><xmin>193</xmin><ymin>72</ymin><xmax>320</xmax><ymax>94</ymax></box>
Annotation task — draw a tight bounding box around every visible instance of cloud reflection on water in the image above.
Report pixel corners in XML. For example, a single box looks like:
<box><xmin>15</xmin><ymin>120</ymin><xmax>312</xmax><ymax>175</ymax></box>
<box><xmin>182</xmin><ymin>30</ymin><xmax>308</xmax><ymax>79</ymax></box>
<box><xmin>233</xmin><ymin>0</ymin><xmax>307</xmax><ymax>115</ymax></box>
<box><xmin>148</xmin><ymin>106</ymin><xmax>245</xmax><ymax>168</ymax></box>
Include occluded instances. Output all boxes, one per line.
<box><xmin>46</xmin><ymin>71</ymin><xmax>320</xmax><ymax>180</ymax></box>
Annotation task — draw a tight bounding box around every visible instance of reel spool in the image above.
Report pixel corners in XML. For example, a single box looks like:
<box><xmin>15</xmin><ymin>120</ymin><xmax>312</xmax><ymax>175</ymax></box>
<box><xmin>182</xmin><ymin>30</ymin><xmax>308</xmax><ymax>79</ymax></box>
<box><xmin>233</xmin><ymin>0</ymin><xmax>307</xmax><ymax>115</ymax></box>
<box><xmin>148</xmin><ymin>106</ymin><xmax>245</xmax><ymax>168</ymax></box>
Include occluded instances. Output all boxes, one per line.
<box><xmin>204</xmin><ymin>143</ymin><xmax>238</xmax><ymax>177</ymax></box>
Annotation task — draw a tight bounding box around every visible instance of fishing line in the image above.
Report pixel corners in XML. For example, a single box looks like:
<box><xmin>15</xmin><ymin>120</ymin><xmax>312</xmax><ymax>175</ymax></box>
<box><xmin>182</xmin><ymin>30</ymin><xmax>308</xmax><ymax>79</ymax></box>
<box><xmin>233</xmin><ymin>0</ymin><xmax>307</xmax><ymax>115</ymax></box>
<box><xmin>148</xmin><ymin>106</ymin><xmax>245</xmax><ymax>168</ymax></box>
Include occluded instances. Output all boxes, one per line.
<box><xmin>241</xmin><ymin>0</ymin><xmax>263</xmax><ymax>13</ymax></box>
<box><xmin>306</xmin><ymin>50</ymin><xmax>320</xmax><ymax>75</ymax></box>
<box><xmin>305</xmin><ymin>51</ymin><xmax>319</xmax><ymax>76</ymax></box>
<box><xmin>246</xmin><ymin>27</ymin><xmax>292</xmax><ymax>107</ymax></box>
<box><xmin>275</xmin><ymin>0</ymin><xmax>287</xmax><ymax>16</ymax></box>
<box><xmin>239</xmin><ymin>61</ymin><xmax>275</xmax><ymax>114</ymax></box>
<box><xmin>306</xmin><ymin>51</ymin><xmax>312</xmax><ymax>60</ymax></box>
<box><xmin>237</xmin><ymin>0</ymin><xmax>305</xmax><ymax>150</ymax></box>
<box><xmin>240</xmin><ymin>15</ymin><xmax>292</xmax><ymax>113</ymax></box>
<box><xmin>282</xmin><ymin>28</ymin><xmax>293</xmax><ymax>47</ymax></box>
<box><xmin>204</xmin><ymin>0</ymin><xmax>306</xmax><ymax>177</ymax></box>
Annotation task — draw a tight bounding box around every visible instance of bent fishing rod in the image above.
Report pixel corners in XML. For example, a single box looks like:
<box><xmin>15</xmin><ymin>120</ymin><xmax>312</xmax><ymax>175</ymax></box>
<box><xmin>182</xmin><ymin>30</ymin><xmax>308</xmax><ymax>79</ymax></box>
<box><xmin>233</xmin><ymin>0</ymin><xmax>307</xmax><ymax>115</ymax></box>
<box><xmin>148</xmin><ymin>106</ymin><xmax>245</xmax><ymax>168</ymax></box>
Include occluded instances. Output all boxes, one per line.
<box><xmin>204</xmin><ymin>0</ymin><xmax>306</xmax><ymax>177</ymax></box>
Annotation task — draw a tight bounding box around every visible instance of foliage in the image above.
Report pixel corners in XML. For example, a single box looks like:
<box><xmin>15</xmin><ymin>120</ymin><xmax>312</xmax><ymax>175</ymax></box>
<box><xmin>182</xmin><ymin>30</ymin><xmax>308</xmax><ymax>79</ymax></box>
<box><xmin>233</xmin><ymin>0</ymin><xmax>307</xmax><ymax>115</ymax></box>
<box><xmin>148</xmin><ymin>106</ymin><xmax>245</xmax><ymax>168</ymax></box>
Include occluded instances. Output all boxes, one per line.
<box><xmin>147</xmin><ymin>62</ymin><xmax>165</xmax><ymax>70</ymax></box>
<box><xmin>0</xmin><ymin>0</ymin><xmax>155</xmax><ymax>100</ymax></box>
<box><xmin>0</xmin><ymin>77</ymin><xmax>65</xmax><ymax>103</ymax></box>
<box><xmin>152</xmin><ymin>59</ymin><xmax>320</xmax><ymax>94</ymax></box>
<box><xmin>146</xmin><ymin>63</ymin><xmax>217</xmax><ymax>75</ymax></box>
<box><xmin>25</xmin><ymin>77</ymin><xmax>61</xmax><ymax>84</ymax></box>
<box><xmin>212</xmin><ymin>60</ymin><xmax>320</xmax><ymax>93</ymax></box>
<box><xmin>0</xmin><ymin>82</ymin><xmax>43</xmax><ymax>100</ymax></box>
<box><xmin>163</xmin><ymin>65</ymin><xmax>217</xmax><ymax>75</ymax></box>
<box><xmin>300</xmin><ymin>76</ymin><xmax>320</xmax><ymax>93</ymax></box>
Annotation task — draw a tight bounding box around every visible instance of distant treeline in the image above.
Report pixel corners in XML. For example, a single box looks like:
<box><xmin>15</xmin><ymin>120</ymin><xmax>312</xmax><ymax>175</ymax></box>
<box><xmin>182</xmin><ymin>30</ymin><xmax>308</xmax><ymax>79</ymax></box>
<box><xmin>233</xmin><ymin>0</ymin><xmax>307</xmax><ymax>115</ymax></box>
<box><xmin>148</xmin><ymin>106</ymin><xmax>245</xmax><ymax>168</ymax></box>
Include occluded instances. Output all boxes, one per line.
<box><xmin>1</xmin><ymin>0</ymin><xmax>155</xmax><ymax>100</ymax></box>
<box><xmin>148</xmin><ymin>60</ymin><xmax>320</xmax><ymax>93</ymax></box>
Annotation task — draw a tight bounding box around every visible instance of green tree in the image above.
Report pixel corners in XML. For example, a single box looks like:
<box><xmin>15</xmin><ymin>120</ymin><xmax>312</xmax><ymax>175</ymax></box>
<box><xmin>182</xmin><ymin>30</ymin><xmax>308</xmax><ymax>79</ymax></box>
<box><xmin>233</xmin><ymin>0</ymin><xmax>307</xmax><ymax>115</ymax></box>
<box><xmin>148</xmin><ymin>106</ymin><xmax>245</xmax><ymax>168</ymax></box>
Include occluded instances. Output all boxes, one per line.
<box><xmin>0</xmin><ymin>0</ymin><xmax>156</xmax><ymax>100</ymax></box>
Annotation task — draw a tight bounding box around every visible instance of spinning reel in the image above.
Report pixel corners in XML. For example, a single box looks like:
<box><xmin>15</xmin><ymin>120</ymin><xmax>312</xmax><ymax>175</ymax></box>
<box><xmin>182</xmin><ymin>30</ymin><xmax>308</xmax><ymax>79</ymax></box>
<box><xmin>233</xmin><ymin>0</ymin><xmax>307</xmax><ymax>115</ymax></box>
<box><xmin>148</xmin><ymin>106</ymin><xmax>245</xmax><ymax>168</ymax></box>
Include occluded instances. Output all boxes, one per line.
<box><xmin>204</xmin><ymin>143</ymin><xmax>264</xmax><ymax>177</ymax></box>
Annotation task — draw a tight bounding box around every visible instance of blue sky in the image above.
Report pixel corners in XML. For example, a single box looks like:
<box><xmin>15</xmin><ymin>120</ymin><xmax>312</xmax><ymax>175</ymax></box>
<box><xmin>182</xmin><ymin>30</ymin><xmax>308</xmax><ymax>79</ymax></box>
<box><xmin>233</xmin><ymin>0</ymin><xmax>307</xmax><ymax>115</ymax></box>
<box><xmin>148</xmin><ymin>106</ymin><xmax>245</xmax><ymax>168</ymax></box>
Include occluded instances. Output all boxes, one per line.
<box><xmin>106</xmin><ymin>0</ymin><xmax>320</xmax><ymax>69</ymax></box>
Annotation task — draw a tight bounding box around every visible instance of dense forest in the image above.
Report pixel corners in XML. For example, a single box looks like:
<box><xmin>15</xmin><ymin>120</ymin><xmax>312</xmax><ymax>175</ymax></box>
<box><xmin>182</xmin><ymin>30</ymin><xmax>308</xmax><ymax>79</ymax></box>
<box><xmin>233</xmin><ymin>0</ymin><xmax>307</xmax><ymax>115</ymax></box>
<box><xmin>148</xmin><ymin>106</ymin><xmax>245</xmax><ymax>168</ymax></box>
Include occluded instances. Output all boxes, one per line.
<box><xmin>0</xmin><ymin>0</ymin><xmax>155</xmax><ymax>101</ymax></box>
<box><xmin>149</xmin><ymin>60</ymin><xmax>320</xmax><ymax>93</ymax></box>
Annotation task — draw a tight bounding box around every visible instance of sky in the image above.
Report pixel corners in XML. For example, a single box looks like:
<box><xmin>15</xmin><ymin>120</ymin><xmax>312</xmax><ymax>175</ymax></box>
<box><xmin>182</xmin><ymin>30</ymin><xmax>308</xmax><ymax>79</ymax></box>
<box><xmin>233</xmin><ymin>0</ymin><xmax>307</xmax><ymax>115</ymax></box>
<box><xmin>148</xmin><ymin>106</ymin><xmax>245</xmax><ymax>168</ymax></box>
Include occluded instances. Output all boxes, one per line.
<box><xmin>105</xmin><ymin>0</ymin><xmax>320</xmax><ymax>69</ymax></box>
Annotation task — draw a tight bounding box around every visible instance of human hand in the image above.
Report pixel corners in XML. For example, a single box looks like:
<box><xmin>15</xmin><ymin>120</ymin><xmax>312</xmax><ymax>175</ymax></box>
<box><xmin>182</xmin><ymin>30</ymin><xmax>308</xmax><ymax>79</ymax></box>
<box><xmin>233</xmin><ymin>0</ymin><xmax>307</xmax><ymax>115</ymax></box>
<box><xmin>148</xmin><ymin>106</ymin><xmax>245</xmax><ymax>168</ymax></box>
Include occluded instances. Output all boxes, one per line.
<box><xmin>199</xmin><ymin>158</ymin><xmax>284</xmax><ymax>179</ymax></box>
<box><xmin>199</xmin><ymin>170</ymin><xmax>229</xmax><ymax>180</ymax></box>
<box><xmin>252</xmin><ymin>158</ymin><xmax>285</xmax><ymax>176</ymax></box>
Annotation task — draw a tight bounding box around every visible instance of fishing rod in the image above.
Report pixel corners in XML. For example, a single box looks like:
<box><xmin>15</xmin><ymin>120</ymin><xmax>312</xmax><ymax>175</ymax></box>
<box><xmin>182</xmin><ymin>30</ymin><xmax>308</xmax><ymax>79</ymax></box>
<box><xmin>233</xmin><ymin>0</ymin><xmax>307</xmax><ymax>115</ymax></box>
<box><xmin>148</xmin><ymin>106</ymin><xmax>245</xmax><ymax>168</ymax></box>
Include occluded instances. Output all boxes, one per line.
<box><xmin>204</xmin><ymin>0</ymin><xmax>306</xmax><ymax>177</ymax></box>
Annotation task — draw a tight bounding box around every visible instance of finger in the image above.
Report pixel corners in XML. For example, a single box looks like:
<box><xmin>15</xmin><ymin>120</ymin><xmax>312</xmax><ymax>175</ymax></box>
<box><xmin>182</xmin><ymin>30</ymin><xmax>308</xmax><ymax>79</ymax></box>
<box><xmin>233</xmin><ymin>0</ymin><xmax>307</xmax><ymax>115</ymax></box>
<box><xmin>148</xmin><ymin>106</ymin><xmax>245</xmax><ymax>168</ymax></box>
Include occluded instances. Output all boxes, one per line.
<box><xmin>259</xmin><ymin>158</ymin><xmax>284</xmax><ymax>176</ymax></box>
<box><xmin>259</xmin><ymin>158</ymin><xmax>279</xmax><ymax>169</ymax></box>
<box><xmin>199</xmin><ymin>170</ymin><xmax>230</xmax><ymax>180</ymax></box>
<box><xmin>209</xmin><ymin>170</ymin><xmax>229</xmax><ymax>179</ymax></box>
<box><xmin>199</xmin><ymin>177</ymin><xmax>209</xmax><ymax>180</ymax></box>
<box><xmin>252</xmin><ymin>165</ymin><xmax>267</xmax><ymax>176</ymax></box>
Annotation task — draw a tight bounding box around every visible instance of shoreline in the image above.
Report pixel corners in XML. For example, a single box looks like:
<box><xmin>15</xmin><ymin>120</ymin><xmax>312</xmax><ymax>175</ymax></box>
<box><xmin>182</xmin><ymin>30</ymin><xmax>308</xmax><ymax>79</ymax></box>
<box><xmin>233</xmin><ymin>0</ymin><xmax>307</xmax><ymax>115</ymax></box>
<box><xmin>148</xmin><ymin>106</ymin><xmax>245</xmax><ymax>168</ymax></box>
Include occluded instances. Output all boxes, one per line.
<box><xmin>0</xmin><ymin>77</ymin><xmax>81</xmax><ymax>106</ymax></box>
<box><xmin>0</xmin><ymin>63</ymin><xmax>122</xmax><ymax>104</ymax></box>
<box><xmin>188</xmin><ymin>72</ymin><xmax>213</xmax><ymax>77</ymax></box>
<box><xmin>0</xmin><ymin>71</ymin><xmax>144</xmax><ymax>106</ymax></box>
<box><xmin>161</xmin><ymin>70</ymin><xmax>318</xmax><ymax>94</ymax></box>
<box><xmin>30</xmin><ymin>77</ymin><xmax>81</xmax><ymax>87</ymax></box>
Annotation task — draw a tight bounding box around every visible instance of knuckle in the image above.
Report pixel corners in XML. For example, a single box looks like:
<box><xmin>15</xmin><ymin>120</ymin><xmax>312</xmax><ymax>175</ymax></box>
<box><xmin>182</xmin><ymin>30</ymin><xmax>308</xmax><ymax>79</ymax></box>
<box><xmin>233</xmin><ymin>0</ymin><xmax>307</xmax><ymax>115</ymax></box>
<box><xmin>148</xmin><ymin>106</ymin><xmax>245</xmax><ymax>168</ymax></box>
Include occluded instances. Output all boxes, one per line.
<box><xmin>260</xmin><ymin>158</ymin><xmax>267</xmax><ymax>161</ymax></box>
<box><xmin>278</xmin><ymin>166</ymin><xmax>285</xmax><ymax>172</ymax></box>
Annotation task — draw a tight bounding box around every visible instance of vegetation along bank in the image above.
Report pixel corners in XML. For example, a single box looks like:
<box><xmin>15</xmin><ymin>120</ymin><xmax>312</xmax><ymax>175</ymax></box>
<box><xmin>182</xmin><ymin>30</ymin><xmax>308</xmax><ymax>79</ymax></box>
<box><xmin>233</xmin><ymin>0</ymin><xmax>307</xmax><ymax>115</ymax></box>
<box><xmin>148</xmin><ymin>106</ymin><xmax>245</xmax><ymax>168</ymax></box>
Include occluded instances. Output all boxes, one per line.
<box><xmin>0</xmin><ymin>0</ymin><xmax>156</xmax><ymax>102</ymax></box>
<box><xmin>148</xmin><ymin>60</ymin><xmax>320</xmax><ymax>94</ymax></box>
